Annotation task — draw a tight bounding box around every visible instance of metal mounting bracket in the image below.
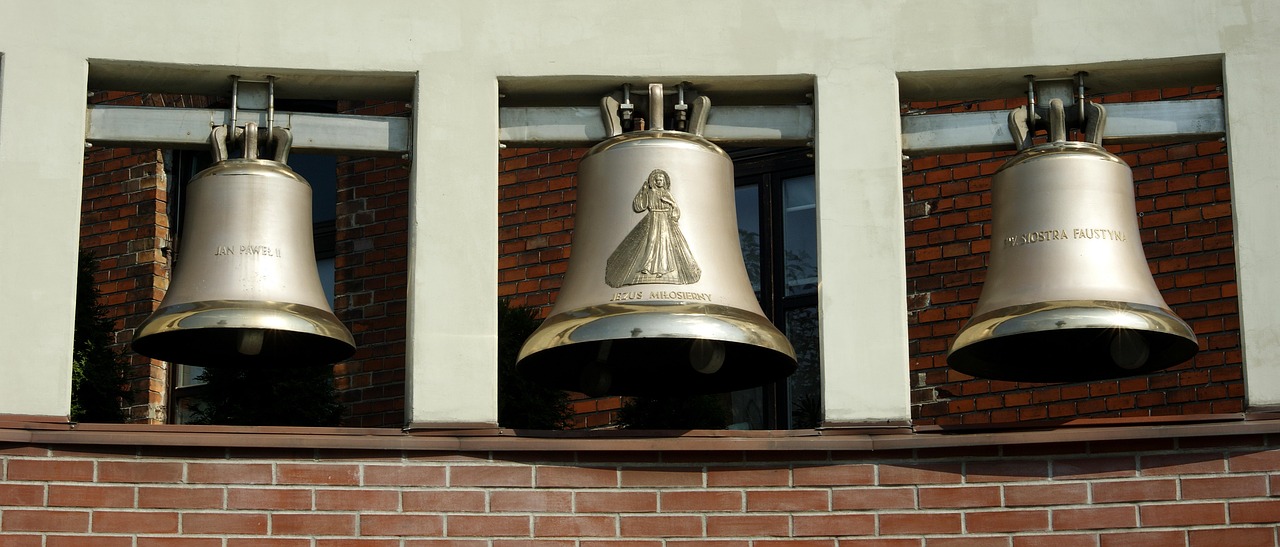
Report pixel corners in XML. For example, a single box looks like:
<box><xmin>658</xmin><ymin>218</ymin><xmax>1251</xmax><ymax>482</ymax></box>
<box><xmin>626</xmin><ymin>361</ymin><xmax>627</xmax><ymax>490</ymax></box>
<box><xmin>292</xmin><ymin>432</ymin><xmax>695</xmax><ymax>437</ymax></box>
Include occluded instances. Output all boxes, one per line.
<box><xmin>1010</xmin><ymin>73</ymin><xmax>1108</xmax><ymax>150</ymax></box>
<box><xmin>597</xmin><ymin>82</ymin><xmax>714</xmax><ymax>136</ymax></box>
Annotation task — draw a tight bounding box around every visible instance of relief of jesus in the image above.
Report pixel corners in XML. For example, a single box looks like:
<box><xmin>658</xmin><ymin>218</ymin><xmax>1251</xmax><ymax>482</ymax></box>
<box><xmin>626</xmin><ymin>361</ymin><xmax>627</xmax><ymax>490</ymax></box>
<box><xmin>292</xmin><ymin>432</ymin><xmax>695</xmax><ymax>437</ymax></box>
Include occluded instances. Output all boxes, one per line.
<box><xmin>605</xmin><ymin>169</ymin><xmax>701</xmax><ymax>288</ymax></box>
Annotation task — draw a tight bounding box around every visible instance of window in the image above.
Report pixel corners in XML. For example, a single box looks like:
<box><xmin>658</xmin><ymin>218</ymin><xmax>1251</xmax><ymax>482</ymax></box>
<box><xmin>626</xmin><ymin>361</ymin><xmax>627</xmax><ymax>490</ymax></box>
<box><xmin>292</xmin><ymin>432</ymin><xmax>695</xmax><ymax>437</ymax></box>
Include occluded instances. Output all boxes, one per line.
<box><xmin>730</xmin><ymin>149</ymin><xmax>820</xmax><ymax>429</ymax></box>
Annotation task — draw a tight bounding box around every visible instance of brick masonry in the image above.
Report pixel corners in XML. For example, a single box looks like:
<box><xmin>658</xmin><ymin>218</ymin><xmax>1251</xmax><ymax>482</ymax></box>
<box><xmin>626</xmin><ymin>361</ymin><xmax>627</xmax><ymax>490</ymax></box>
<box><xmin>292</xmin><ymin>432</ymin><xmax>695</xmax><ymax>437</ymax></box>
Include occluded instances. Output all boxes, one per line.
<box><xmin>331</xmin><ymin>100</ymin><xmax>413</xmax><ymax>428</ymax></box>
<box><xmin>1</xmin><ymin>433</ymin><xmax>1277</xmax><ymax>543</ymax></box>
<box><xmin>498</xmin><ymin>146</ymin><xmax>622</xmax><ymax>429</ymax></box>
<box><xmin>81</xmin><ymin>92</ymin><xmax>216</xmax><ymax>423</ymax></box>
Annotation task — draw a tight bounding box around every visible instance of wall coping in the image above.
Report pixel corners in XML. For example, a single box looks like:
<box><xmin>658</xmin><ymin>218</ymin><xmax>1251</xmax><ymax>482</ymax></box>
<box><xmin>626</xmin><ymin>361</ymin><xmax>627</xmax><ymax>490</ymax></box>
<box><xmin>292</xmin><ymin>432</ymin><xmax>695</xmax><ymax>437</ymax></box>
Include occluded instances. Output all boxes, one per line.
<box><xmin>2</xmin><ymin>413</ymin><xmax>1277</xmax><ymax>453</ymax></box>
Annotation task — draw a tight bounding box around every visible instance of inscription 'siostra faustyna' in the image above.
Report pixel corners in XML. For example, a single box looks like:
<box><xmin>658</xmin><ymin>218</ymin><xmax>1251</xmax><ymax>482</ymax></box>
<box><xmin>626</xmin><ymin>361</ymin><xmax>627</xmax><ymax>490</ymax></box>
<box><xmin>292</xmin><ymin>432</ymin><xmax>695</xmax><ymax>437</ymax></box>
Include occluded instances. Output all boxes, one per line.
<box><xmin>1004</xmin><ymin>228</ymin><xmax>1127</xmax><ymax>248</ymax></box>
<box><xmin>214</xmin><ymin>245</ymin><xmax>284</xmax><ymax>257</ymax></box>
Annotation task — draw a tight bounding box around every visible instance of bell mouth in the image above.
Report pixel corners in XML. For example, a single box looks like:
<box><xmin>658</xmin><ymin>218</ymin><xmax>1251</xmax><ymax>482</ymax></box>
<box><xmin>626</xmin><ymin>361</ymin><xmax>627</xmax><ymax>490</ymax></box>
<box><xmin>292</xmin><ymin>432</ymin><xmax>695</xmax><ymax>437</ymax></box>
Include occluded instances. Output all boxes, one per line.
<box><xmin>132</xmin><ymin>300</ymin><xmax>355</xmax><ymax>367</ymax></box>
<box><xmin>947</xmin><ymin>300</ymin><xmax>1198</xmax><ymax>383</ymax></box>
<box><xmin>517</xmin><ymin>301</ymin><xmax>797</xmax><ymax>397</ymax></box>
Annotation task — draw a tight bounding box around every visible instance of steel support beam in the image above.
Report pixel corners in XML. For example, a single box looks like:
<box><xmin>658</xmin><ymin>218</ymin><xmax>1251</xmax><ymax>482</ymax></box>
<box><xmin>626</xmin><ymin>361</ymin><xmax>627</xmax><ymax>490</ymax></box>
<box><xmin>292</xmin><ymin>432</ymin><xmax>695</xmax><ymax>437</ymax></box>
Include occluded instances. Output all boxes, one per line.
<box><xmin>901</xmin><ymin>98</ymin><xmax>1225</xmax><ymax>156</ymax></box>
<box><xmin>88</xmin><ymin>99</ymin><xmax>1222</xmax><ymax>156</ymax></box>
<box><xmin>85</xmin><ymin>105</ymin><xmax>412</xmax><ymax>156</ymax></box>
<box><xmin>498</xmin><ymin>105</ymin><xmax>816</xmax><ymax>147</ymax></box>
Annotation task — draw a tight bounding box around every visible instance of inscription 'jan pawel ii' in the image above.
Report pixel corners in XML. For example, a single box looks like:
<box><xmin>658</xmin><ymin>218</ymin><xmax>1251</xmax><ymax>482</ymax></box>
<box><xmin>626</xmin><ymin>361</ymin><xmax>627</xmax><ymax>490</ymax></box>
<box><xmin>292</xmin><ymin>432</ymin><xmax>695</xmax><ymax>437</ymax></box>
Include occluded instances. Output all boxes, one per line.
<box><xmin>1004</xmin><ymin>228</ymin><xmax>1127</xmax><ymax>248</ymax></box>
<box><xmin>214</xmin><ymin>245</ymin><xmax>283</xmax><ymax>257</ymax></box>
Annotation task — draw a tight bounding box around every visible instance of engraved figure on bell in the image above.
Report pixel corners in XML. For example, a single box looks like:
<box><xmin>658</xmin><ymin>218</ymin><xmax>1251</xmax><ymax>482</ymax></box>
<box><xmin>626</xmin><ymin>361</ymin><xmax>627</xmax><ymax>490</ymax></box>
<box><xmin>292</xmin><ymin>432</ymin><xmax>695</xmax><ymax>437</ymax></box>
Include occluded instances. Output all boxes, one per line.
<box><xmin>605</xmin><ymin>169</ymin><xmax>701</xmax><ymax>288</ymax></box>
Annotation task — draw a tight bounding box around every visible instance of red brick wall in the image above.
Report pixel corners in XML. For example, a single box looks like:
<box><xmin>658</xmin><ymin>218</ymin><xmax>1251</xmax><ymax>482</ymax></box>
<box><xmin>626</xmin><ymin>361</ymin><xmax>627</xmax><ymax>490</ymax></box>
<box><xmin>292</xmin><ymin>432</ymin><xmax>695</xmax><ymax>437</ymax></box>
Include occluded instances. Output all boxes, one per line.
<box><xmin>331</xmin><ymin>101</ymin><xmax>413</xmax><ymax>427</ymax></box>
<box><xmin>80</xmin><ymin>91</ymin><xmax>218</xmax><ymax>423</ymax></box>
<box><xmin>498</xmin><ymin>146</ymin><xmax>581</xmax><ymax>313</ymax></box>
<box><xmin>81</xmin><ymin>144</ymin><xmax>168</xmax><ymax>423</ymax></box>
<box><xmin>905</xmin><ymin>87</ymin><xmax>1241</xmax><ymax>426</ymax></box>
<box><xmin>498</xmin><ymin>147</ymin><xmax>623</xmax><ymax>429</ymax></box>
<box><xmin>2</xmin><ymin>432</ymin><xmax>1278</xmax><ymax>543</ymax></box>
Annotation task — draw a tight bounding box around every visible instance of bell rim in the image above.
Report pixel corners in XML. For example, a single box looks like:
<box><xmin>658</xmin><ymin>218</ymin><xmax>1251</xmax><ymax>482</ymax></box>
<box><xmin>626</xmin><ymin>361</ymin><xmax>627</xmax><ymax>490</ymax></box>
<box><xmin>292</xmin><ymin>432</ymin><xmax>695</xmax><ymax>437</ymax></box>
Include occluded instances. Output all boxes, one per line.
<box><xmin>516</xmin><ymin>301</ymin><xmax>798</xmax><ymax>396</ymax></box>
<box><xmin>948</xmin><ymin>299</ymin><xmax>1199</xmax><ymax>381</ymax></box>
<box><xmin>136</xmin><ymin>299</ymin><xmax>354</xmax><ymax>342</ymax></box>
<box><xmin>952</xmin><ymin>299</ymin><xmax>1196</xmax><ymax>349</ymax></box>
<box><xmin>518</xmin><ymin>301</ymin><xmax>796</xmax><ymax>363</ymax></box>
<box><xmin>133</xmin><ymin>299</ymin><xmax>355</xmax><ymax>364</ymax></box>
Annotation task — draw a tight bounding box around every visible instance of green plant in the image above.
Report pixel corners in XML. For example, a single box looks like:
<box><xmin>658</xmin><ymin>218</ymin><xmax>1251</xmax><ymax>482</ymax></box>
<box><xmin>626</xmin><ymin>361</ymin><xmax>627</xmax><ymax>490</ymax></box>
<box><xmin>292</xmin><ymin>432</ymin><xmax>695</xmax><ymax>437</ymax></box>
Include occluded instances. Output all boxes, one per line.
<box><xmin>188</xmin><ymin>364</ymin><xmax>345</xmax><ymax>426</ymax></box>
<box><xmin>71</xmin><ymin>251</ymin><xmax>131</xmax><ymax>423</ymax></box>
<box><xmin>498</xmin><ymin>299</ymin><xmax>572</xmax><ymax>429</ymax></box>
<box><xmin>616</xmin><ymin>394</ymin><xmax>731</xmax><ymax>430</ymax></box>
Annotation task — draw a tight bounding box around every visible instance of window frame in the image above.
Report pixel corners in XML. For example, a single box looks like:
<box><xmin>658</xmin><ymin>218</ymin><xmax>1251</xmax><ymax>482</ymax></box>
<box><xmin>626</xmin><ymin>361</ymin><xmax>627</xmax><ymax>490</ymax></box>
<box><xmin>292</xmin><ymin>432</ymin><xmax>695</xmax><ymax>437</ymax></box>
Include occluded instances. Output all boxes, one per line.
<box><xmin>730</xmin><ymin>147</ymin><xmax>819</xmax><ymax>429</ymax></box>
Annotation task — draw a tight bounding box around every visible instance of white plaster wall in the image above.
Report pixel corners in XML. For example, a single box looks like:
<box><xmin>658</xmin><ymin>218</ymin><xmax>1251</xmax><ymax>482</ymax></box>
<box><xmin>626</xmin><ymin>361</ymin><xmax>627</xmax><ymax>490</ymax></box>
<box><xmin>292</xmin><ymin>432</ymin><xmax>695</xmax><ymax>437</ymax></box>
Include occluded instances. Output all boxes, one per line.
<box><xmin>0</xmin><ymin>0</ymin><xmax>1276</xmax><ymax>422</ymax></box>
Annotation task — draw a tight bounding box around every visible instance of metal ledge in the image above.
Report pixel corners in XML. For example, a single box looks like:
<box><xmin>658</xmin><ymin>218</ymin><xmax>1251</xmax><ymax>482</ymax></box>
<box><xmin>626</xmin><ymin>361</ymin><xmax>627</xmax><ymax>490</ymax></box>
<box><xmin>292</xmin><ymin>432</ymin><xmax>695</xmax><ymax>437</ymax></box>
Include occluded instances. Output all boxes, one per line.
<box><xmin>2</xmin><ymin>413</ymin><xmax>1276</xmax><ymax>453</ymax></box>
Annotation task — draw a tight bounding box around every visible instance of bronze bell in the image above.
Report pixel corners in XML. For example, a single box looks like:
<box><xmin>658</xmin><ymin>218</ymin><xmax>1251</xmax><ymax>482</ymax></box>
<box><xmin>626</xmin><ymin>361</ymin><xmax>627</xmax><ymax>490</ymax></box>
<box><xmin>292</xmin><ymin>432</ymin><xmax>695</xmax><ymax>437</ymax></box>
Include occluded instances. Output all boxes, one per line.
<box><xmin>948</xmin><ymin>99</ymin><xmax>1197</xmax><ymax>382</ymax></box>
<box><xmin>517</xmin><ymin>126</ymin><xmax>797</xmax><ymax>397</ymax></box>
<box><xmin>132</xmin><ymin>125</ymin><xmax>355</xmax><ymax>367</ymax></box>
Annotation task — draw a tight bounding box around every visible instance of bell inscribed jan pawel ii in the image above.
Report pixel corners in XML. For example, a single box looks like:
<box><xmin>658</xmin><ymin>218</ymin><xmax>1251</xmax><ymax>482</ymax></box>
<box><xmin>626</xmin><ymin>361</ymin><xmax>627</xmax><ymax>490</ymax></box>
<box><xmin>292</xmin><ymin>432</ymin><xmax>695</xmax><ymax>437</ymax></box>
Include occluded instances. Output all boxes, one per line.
<box><xmin>605</xmin><ymin>169</ymin><xmax>701</xmax><ymax>288</ymax></box>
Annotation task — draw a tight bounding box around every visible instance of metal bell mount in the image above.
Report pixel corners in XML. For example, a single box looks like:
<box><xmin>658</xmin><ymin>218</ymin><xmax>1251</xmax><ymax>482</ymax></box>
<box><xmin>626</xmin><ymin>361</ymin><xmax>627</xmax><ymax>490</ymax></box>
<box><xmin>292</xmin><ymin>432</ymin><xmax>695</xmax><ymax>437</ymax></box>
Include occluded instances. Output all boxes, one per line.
<box><xmin>948</xmin><ymin>74</ymin><xmax>1198</xmax><ymax>382</ymax></box>
<box><xmin>132</xmin><ymin>79</ymin><xmax>355</xmax><ymax>367</ymax></box>
<box><xmin>517</xmin><ymin>83</ymin><xmax>797</xmax><ymax>397</ymax></box>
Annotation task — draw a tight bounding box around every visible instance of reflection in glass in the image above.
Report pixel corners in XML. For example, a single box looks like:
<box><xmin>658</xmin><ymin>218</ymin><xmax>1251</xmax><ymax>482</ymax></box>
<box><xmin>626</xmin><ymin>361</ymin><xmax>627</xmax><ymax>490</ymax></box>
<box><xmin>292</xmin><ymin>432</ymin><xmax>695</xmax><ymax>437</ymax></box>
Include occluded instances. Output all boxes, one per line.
<box><xmin>176</xmin><ymin>365</ymin><xmax>206</xmax><ymax>389</ymax></box>
<box><xmin>735</xmin><ymin>184</ymin><xmax>762</xmax><ymax>294</ymax></box>
<box><xmin>783</xmin><ymin>175</ymin><xmax>817</xmax><ymax>296</ymax></box>
<box><xmin>786</xmin><ymin>306</ymin><xmax>821</xmax><ymax>429</ymax></box>
<box><xmin>291</xmin><ymin>154</ymin><xmax>338</xmax><ymax>224</ymax></box>
<box><xmin>728</xmin><ymin>386</ymin><xmax>766</xmax><ymax>430</ymax></box>
<box><xmin>729</xmin><ymin>156</ymin><xmax>819</xmax><ymax>429</ymax></box>
<box><xmin>317</xmin><ymin>257</ymin><xmax>336</xmax><ymax>307</ymax></box>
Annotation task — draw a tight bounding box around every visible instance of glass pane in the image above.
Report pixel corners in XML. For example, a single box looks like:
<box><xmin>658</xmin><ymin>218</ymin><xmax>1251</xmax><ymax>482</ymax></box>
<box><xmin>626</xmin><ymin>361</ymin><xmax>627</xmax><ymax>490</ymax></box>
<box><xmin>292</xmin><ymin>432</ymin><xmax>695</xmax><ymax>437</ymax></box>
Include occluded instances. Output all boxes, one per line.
<box><xmin>289</xmin><ymin>154</ymin><xmax>338</xmax><ymax>224</ymax></box>
<box><xmin>728</xmin><ymin>386</ymin><xmax>766</xmax><ymax>430</ymax></box>
<box><xmin>782</xmin><ymin>174</ymin><xmax>818</xmax><ymax>296</ymax></box>
<box><xmin>172</xmin><ymin>395</ymin><xmax>210</xmax><ymax>425</ymax></box>
<box><xmin>734</xmin><ymin>184</ymin><xmax>762</xmax><ymax>294</ymax></box>
<box><xmin>785</xmin><ymin>306</ymin><xmax>821</xmax><ymax>429</ymax></box>
<box><xmin>317</xmin><ymin>257</ymin><xmax>336</xmax><ymax>307</ymax></box>
<box><xmin>175</xmin><ymin>365</ymin><xmax>206</xmax><ymax>388</ymax></box>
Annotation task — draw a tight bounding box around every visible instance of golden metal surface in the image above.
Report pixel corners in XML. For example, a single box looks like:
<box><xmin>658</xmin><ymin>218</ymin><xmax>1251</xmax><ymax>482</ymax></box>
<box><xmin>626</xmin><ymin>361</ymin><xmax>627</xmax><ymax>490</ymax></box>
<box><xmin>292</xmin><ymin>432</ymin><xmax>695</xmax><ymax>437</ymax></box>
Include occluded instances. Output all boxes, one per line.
<box><xmin>948</xmin><ymin>141</ymin><xmax>1197</xmax><ymax>381</ymax></box>
<box><xmin>605</xmin><ymin>169</ymin><xmax>702</xmax><ymax>287</ymax></box>
<box><xmin>132</xmin><ymin>299</ymin><xmax>355</xmax><ymax>367</ymax></box>
<box><xmin>518</xmin><ymin>130</ymin><xmax>796</xmax><ymax>396</ymax></box>
<box><xmin>132</xmin><ymin>158</ymin><xmax>354</xmax><ymax>366</ymax></box>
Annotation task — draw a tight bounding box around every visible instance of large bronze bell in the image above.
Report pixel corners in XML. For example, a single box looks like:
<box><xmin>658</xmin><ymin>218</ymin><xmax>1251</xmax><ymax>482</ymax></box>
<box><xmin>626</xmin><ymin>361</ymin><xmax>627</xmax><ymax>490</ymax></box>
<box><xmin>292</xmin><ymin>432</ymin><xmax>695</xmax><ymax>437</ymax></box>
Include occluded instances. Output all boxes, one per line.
<box><xmin>132</xmin><ymin>125</ymin><xmax>355</xmax><ymax>367</ymax></box>
<box><xmin>948</xmin><ymin>100</ymin><xmax>1197</xmax><ymax>382</ymax></box>
<box><xmin>517</xmin><ymin>126</ymin><xmax>797</xmax><ymax>396</ymax></box>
